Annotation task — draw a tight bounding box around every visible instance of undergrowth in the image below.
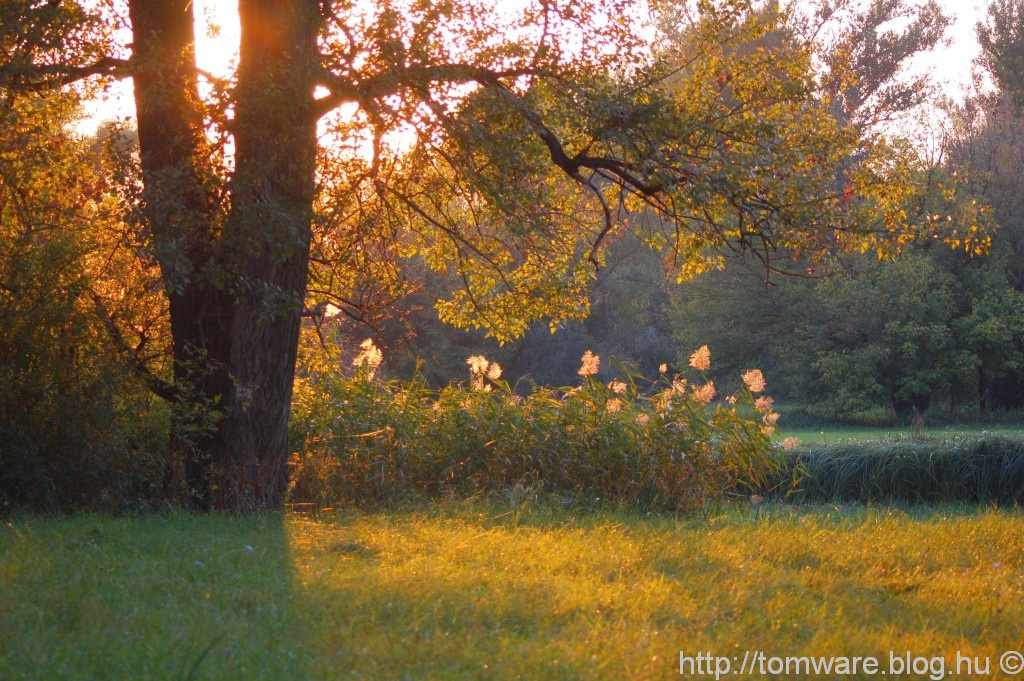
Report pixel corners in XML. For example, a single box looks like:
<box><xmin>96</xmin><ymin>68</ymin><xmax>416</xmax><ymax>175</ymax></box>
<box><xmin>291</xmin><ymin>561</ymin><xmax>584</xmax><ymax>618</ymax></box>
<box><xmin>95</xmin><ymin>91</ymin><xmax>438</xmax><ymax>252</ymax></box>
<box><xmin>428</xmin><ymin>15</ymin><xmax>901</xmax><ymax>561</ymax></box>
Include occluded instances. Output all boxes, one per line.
<box><xmin>289</xmin><ymin>344</ymin><xmax>783</xmax><ymax>512</ymax></box>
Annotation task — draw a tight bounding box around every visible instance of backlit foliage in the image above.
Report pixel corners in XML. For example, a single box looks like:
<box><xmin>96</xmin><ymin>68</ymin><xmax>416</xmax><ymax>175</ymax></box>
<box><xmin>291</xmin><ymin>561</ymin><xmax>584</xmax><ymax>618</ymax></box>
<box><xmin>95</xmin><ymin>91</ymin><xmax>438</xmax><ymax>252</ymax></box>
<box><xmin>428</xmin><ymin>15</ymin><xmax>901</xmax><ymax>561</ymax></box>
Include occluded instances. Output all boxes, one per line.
<box><xmin>305</xmin><ymin>0</ymin><xmax>978</xmax><ymax>343</ymax></box>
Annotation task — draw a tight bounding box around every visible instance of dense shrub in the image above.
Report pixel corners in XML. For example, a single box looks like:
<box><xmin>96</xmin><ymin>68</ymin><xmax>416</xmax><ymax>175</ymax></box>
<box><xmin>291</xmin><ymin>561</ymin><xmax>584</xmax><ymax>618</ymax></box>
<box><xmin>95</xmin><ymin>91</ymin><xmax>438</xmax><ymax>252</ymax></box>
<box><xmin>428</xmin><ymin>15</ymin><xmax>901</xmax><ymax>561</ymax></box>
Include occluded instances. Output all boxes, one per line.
<box><xmin>0</xmin><ymin>95</ymin><xmax>169</xmax><ymax>513</ymax></box>
<box><xmin>290</xmin><ymin>344</ymin><xmax>783</xmax><ymax>511</ymax></box>
<box><xmin>766</xmin><ymin>434</ymin><xmax>1024</xmax><ymax>504</ymax></box>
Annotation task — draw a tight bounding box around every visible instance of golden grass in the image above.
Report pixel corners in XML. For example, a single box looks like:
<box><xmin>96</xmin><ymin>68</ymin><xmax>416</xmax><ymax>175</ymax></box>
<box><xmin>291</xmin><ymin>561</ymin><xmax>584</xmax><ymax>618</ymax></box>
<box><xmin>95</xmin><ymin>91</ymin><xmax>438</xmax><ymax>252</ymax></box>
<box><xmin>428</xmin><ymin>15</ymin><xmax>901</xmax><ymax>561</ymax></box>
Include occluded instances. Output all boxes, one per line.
<box><xmin>1</xmin><ymin>503</ymin><xmax>1022</xmax><ymax>679</ymax></box>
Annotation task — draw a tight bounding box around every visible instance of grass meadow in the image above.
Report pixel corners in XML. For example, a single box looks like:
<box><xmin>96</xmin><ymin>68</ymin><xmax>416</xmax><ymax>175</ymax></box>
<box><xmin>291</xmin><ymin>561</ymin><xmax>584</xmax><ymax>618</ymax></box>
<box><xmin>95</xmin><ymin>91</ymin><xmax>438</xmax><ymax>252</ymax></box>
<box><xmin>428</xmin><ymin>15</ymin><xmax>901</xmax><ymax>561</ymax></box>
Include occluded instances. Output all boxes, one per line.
<box><xmin>3</xmin><ymin>503</ymin><xmax>1024</xmax><ymax>680</ymax></box>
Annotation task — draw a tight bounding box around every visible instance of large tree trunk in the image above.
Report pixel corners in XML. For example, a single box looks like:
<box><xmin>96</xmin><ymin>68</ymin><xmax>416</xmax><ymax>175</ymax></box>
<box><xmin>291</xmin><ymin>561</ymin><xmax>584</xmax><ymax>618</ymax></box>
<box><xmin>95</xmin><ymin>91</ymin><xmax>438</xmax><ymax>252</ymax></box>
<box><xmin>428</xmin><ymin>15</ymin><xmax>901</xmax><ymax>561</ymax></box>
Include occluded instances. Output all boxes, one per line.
<box><xmin>130</xmin><ymin>0</ymin><xmax>319</xmax><ymax>511</ymax></box>
<box><xmin>129</xmin><ymin>0</ymin><xmax>234</xmax><ymax>509</ymax></box>
<box><xmin>211</xmin><ymin>0</ymin><xmax>319</xmax><ymax>511</ymax></box>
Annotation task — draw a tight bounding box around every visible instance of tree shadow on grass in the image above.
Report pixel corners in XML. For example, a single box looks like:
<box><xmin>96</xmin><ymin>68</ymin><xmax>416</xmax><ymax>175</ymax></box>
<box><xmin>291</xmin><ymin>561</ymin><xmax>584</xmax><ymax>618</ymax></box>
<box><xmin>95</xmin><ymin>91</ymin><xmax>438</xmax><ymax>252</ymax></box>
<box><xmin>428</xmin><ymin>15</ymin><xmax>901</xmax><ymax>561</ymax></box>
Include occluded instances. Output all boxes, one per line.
<box><xmin>0</xmin><ymin>513</ymin><xmax>315</xmax><ymax>681</ymax></box>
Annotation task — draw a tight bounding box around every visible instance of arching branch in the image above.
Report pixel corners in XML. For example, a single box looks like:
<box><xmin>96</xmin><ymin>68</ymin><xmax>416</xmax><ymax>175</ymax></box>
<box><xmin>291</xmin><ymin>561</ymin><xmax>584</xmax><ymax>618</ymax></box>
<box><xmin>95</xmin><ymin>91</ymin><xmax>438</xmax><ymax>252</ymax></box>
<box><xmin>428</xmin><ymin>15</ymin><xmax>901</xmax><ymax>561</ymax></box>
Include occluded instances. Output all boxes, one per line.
<box><xmin>0</xmin><ymin>57</ymin><xmax>133</xmax><ymax>91</ymax></box>
<box><xmin>86</xmin><ymin>290</ymin><xmax>179</xmax><ymax>403</ymax></box>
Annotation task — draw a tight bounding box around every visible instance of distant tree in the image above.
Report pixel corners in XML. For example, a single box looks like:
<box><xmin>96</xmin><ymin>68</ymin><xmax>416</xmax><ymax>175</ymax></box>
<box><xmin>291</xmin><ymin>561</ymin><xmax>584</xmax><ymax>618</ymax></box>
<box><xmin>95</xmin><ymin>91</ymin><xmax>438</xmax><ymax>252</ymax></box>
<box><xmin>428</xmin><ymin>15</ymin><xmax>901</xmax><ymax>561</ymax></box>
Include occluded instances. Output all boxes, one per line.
<box><xmin>978</xmin><ymin>0</ymin><xmax>1024</xmax><ymax>101</ymax></box>
<box><xmin>820</xmin><ymin>0</ymin><xmax>950</xmax><ymax>133</ymax></box>
<box><xmin>935</xmin><ymin>0</ymin><xmax>1024</xmax><ymax>412</ymax></box>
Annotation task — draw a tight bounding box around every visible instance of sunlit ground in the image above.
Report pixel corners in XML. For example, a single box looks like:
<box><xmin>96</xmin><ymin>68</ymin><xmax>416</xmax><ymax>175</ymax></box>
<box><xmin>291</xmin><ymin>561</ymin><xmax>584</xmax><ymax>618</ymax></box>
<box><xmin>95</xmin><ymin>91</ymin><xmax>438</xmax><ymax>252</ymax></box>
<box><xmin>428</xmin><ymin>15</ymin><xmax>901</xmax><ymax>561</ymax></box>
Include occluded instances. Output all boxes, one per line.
<box><xmin>1</xmin><ymin>503</ymin><xmax>1022</xmax><ymax>680</ymax></box>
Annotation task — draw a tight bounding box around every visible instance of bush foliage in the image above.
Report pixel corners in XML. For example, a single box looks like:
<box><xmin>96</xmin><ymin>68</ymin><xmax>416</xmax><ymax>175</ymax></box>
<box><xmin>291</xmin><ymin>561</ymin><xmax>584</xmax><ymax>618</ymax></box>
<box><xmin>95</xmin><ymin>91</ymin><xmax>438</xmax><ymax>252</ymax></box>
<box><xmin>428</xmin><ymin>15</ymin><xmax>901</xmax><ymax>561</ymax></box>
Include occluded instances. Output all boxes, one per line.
<box><xmin>0</xmin><ymin>95</ymin><xmax>168</xmax><ymax>513</ymax></box>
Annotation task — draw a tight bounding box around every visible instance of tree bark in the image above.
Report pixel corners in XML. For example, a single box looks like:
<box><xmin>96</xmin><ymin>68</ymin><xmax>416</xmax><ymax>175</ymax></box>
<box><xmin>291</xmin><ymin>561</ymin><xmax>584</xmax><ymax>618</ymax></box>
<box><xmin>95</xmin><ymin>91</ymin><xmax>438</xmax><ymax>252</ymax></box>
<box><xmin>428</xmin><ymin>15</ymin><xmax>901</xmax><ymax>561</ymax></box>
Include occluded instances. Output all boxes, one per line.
<box><xmin>129</xmin><ymin>0</ymin><xmax>319</xmax><ymax>511</ymax></box>
<box><xmin>129</xmin><ymin>0</ymin><xmax>234</xmax><ymax>509</ymax></box>
<box><xmin>211</xmin><ymin>0</ymin><xmax>319</xmax><ymax>511</ymax></box>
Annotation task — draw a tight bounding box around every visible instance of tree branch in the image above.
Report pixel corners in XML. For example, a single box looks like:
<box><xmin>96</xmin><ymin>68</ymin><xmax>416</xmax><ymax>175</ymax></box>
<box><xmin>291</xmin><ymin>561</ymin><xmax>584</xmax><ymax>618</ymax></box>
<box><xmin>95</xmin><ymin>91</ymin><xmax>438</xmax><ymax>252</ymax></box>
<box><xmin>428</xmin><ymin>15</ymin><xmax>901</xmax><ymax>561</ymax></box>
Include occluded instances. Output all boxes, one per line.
<box><xmin>2</xmin><ymin>57</ymin><xmax>133</xmax><ymax>91</ymax></box>
<box><xmin>87</xmin><ymin>290</ymin><xmax>179</xmax><ymax>403</ymax></box>
<box><xmin>312</xmin><ymin>63</ymin><xmax>553</xmax><ymax>120</ymax></box>
<box><xmin>486</xmin><ymin>84</ymin><xmax>673</xmax><ymax>200</ymax></box>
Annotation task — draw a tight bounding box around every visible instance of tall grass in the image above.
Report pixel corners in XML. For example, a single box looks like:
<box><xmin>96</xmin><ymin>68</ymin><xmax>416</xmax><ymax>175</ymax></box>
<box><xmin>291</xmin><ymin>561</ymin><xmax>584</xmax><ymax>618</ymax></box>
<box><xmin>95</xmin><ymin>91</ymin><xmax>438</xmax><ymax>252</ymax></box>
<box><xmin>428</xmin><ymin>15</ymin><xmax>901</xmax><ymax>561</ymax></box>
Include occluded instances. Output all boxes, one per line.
<box><xmin>768</xmin><ymin>434</ymin><xmax>1024</xmax><ymax>504</ymax></box>
<box><xmin>289</xmin><ymin>347</ymin><xmax>782</xmax><ymax>512</ymax></box>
